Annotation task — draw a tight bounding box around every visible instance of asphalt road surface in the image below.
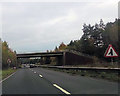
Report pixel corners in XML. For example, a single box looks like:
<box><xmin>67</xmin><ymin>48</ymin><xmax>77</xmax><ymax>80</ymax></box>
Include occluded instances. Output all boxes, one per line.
<box><xmin>2</xmin><ymin>67</ymin><xmax>119</xmax><ymax>95</ymax></box>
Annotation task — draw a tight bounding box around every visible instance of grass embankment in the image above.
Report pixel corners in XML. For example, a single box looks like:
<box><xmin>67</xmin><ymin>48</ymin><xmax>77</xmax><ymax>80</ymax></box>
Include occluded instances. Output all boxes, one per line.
<box><xmin>42</xmin><ymin>67</ymin><xmax>119</xmax><ymax>82</ymax></box>
<box><xmin>62</xmin><ymin>62</ymin><xmax>119</xmax><ymax>68</ymax></box>
<box><xmin>2</xmin><ymin>68</ymin><xmax>17</xmax><ymax>80</ymax></box>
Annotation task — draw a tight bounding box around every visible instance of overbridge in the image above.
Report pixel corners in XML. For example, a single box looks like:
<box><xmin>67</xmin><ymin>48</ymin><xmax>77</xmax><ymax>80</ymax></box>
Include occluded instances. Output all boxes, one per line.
<box><xmin>17</xmin><ymin>50</ymin><xmax>94</xmax><ymax>66</ymax></box>
<box><xmin>17</xmin><ymin>51</ymin><xmax>65</xmax><ymax>65</ymax></box>
<box><xmin>17</xmin><ymin>52</ymin><xmax>64</xmax><ymax>58</ymax></box>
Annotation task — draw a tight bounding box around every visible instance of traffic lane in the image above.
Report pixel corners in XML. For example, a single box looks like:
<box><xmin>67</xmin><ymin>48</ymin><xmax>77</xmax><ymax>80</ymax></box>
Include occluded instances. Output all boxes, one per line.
<box><xmin>31</xmin><ymin>67</ymin><xmax>118</xmax><ymax>94</ymax></box>
<box><xmin>2</xmin><ymin>68</ymin><xmax>62</xmax><ymax>94</ymax></box>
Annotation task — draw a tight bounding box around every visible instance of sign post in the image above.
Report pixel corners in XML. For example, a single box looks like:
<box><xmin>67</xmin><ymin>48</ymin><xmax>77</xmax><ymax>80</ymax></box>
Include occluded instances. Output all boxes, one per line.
<box><xmin>104</xmin><ymin>44</ymin><xmax>118</xmax><ymax>65</ymax></box>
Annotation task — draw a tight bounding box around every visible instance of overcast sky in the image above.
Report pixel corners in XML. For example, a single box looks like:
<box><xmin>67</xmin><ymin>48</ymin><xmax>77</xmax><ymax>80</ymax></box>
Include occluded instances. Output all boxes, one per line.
<box><xmin>1</xmin><ymin>0</ymin><xmax>118</xmax><ymax>53</ymax></box>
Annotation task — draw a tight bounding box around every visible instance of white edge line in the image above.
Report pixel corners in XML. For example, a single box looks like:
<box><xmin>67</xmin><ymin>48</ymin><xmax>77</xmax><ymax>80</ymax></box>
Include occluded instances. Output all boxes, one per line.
<box><xmin>0</xmin><ymin>71</ymin><xmax>16</xmax><ymax>83</ymax></box>
<box><xmin>53</xmin><ymin>84</ymin><xmax>71</xmax><ymax>95</ymax></box>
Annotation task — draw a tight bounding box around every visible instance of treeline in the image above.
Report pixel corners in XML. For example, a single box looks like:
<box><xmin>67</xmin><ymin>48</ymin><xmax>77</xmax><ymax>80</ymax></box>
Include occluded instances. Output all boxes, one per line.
<box><xmin>55</xmin><ymin>19</ymin><xmax>119</xmax><ymax>62</ymax></box>
<box><xmin>2</xmin><ymin>40</ymin><xmax>17</xmax><ymax>69</ymax></box>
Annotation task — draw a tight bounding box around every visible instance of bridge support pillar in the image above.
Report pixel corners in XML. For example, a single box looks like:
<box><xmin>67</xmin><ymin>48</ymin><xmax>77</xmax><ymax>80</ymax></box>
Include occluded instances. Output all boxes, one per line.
<box><xmin>40</xmin><ymin>57</ymin><xmax>44</xmax><ymax>65</ymax></box>
<box><xmin>56</xmin><ymin>52</ymin><xmax>66</xmax><ymax>66</ymax></box>
<box><xmin>17</xmin><ymin>58</ymin><xmax>21</xmax><ymax>68</ymax></box>
<box><xmin>63</xmin><ymin>52</ymin><xmax>66</xmax><ymax>66</ymax></box>
<box><xmin>56</xmin><ymin>56</ymin><xmax>63</xmax><ymax>66</ymax></box>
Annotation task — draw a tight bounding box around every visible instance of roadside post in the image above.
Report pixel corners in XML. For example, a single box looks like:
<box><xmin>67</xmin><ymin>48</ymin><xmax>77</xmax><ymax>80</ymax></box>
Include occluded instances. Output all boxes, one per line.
<box><xmin>104</xmin><ymin>44</ymin><xmax>118</xmax><ymax>65</ymax></box>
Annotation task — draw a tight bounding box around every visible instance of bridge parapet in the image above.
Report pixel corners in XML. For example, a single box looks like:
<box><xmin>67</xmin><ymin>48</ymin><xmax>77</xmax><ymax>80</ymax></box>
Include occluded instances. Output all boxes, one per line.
<box><xmin>17</xmin><ymin>52</ymin><xmax>64</xmax><ymax>58</ymax></box>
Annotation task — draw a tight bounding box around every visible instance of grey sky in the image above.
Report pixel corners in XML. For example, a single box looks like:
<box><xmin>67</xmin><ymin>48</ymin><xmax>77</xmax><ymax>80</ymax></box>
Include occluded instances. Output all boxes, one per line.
<box><xmin>1</xmin><ymin>0</ymin><xmax>118</xmax><ymax>53</ymax></box>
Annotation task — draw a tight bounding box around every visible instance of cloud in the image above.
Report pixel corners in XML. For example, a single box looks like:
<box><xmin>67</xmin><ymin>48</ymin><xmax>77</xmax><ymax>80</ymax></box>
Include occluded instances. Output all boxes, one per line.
<box><xmin>1</xmin><ymin>1</ymin><xmax>118</xmax><ymax>53</ymax></box>
<box><xmin>40</xmin><ymin>9</ymin><xmax>77</xmax><ymax>26</ymax></box>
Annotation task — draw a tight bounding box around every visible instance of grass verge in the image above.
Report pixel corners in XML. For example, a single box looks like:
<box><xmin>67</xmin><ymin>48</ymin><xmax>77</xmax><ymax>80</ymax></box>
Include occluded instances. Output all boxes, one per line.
<box><xmin>41</xmin><ymin>67</ymin><xmax>119</xmax><ymax>82</ymax></box>
<box><xmin>2</xmin><ymin>68</ymin><xmax>17</xmax><ymax>80</ymax></box>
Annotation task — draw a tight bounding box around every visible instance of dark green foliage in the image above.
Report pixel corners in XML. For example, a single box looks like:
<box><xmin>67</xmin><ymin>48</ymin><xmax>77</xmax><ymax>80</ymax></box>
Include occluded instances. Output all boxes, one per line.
<box><xmin>67</xmin><ymin>19</ymin><xmax>119</xmax><ymax>61</ymax></box>
<box><xmin>55</xmin><ymin>46</ymin><xmax>59</xmax><ymax>52</ymax></box>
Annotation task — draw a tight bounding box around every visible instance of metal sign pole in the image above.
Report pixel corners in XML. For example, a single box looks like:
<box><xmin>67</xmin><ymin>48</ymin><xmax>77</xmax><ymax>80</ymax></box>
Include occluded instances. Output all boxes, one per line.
<box><xmin>111</xmin><ymin>57</ymin><xmax>113</xmax><ymax>66</ymax></box>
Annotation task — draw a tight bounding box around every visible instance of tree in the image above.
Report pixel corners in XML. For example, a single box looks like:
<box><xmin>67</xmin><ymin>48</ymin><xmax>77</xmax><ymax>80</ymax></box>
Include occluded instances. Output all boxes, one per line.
<box><xmin>66</xmin><ymin>19</ymin><xmax>119</xmax><ymax>61</ymax></box>
<box><xmin>2</xmin><ymin>41</ymin><xmax>17</xmax><ymax>69</ymax></box>
<box><xmin>58</xmin><ymin>42</ymin><xmax>67</xmax><ymax>51</ymax></box>
<box><xmin>54</xmin><ymin>46</ymin><xmax>58</xmax><ymax>52</ymax></box>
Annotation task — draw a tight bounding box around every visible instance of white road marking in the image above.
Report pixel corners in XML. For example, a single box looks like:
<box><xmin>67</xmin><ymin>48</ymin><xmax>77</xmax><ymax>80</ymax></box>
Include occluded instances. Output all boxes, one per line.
<box><xmin>53</xmin><ymin>84</ymin><xmax>71</xmax><ymax>95</ymax></box>
<box><xmin>29</xmin><ymin>69</ymin><xmax>33</xmax><ymax>71</ymax></box>
<box><xmin>0</xmin><ymin>72</ymin><xmax>16</xmax><ymax>83</ymax></box>
<box><xmin>34</xmin><ymin>72</ymin><xmax>36</xmax><ymax>73</ymax></box>
<box><xmin>39</xmin><ymin>75</ymin><xmax>43</xmax><ymax>78</ymax></box>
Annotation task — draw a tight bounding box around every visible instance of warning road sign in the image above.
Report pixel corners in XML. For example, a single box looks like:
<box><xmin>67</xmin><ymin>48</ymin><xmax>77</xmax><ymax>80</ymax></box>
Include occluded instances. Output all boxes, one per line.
<box><xmin>104</xmin><ymin>44</ymin><xmax>118</xmax><ymax>57</ymax></box>
<box><xmin>7</xmin><ymin>59</ymin><xmax>11</xmax><ymax>63</ymax></box>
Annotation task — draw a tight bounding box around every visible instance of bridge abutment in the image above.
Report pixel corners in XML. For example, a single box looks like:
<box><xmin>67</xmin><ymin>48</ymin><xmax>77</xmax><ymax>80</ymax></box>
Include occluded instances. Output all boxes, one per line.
<box><xmin>65</xmin><ymin>52</ymin><xmax>94</xmax><ymax>65</ymax></box>
<box><xmin>56</xmin><ymin>56</ymin><xmax>63</xmax><ymax>66</ymax></box>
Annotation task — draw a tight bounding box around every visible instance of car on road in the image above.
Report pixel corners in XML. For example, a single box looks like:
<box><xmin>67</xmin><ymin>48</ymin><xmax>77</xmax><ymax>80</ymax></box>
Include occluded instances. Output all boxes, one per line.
<box><xmin>29</xmin><ymin>64</ymin><xmax>35</xmax><ymax>68</ymax></box>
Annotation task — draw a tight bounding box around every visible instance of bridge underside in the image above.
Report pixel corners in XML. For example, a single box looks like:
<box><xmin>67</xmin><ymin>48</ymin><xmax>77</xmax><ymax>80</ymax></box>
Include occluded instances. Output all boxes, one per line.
<box><xmin>17</xmin><ymin>52</ymin><xmax>65</xmax><ymax>66</ymax></box>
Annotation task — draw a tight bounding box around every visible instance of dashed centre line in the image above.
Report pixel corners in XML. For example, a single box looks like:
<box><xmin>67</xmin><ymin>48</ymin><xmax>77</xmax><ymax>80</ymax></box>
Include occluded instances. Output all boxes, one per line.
<box><xmin>29</xmin><ymin>69</ymin><xmax>71</xmax><ymax>94</ymax></box>
<box><xmin>53</xmin><ymin>84</ymin><xmax>71</xmax><ymax>95</ymax></box>
<box><xmin>39</xmin><ymin>75</ymin><xmax>43</xmax><ymax>78</ymax></box>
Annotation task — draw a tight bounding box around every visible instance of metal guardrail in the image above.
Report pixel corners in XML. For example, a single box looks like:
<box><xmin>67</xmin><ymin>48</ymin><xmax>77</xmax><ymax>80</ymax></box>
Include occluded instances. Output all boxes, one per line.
<box><xmin>39</xmin><ymin>65</ymin><xmax>120</xmax><ymax>72</ymax></box>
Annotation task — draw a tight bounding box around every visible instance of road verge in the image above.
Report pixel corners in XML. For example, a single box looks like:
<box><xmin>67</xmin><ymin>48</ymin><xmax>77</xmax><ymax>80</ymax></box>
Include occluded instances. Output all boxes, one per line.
<box><xmin>39</xmin><ymin>65</ymin><xmax>119</xmax><ymax>82</ymax></box>
<box><xmin>1</xmin><ymin>68</ymin><xmax>17</xmax><ymax>80</ymax></box>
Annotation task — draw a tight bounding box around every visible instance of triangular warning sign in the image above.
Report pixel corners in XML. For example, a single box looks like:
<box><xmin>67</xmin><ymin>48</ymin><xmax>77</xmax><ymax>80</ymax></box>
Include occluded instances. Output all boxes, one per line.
<box><xmin>104</xmin><ymin>44</ymin><xmax>118</xmax><ymax>57</ymax></box>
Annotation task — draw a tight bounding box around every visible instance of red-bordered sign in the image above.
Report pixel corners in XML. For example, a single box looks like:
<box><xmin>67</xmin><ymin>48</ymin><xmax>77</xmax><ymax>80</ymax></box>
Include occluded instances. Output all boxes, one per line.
<box><xmin>7</xmin><ymin>59</ymin><xmax>11</xmax><ymax>63</ymax></box>
<box><xmin>104</xmin><ymin>44</ymin><xmax>118</xmax><ymax>57</ymax></box>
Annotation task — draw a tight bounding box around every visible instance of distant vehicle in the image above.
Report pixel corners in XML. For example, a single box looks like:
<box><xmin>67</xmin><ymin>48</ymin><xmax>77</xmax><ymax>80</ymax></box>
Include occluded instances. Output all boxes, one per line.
<box><xmin>30</xmin><ymin>65</ymin><xmax>35</xmax><ymax>68</ymax></box>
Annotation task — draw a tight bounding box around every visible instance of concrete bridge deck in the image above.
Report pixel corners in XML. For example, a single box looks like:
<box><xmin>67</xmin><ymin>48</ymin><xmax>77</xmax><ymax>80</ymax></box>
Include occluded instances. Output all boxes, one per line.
<box><xmin>17</xmin><ymin>51</ymin><xmax>94</xmax><ymax>66</ymax></box>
